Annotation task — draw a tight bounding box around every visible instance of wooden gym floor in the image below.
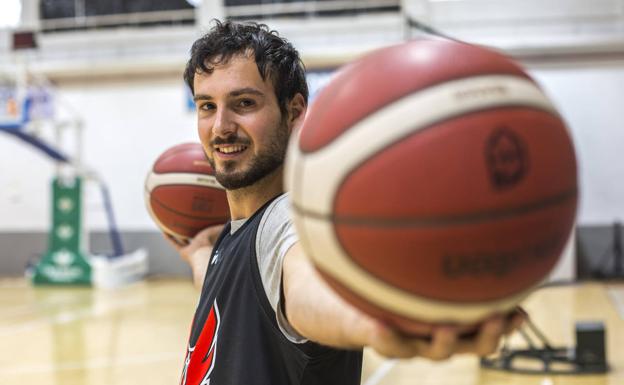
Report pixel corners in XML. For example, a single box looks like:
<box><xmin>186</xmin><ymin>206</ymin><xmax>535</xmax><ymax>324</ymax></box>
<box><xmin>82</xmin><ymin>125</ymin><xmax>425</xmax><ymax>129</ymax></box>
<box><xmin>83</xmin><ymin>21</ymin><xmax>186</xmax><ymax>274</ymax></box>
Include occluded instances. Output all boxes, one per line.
<box><xmin>0</xmin><ymin>278</ymin><xmax>622</xmax><ymax>385</ymax></box>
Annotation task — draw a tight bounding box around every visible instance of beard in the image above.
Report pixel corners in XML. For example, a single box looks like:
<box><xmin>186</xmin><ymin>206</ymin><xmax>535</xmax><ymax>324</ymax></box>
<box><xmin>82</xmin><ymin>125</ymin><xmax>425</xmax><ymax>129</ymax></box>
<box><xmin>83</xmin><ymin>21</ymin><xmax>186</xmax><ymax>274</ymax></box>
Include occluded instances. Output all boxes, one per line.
<box><xmin>207</xmin><ymin>121</ymin><xmax>290</xmax><ymax>190</ymax></box>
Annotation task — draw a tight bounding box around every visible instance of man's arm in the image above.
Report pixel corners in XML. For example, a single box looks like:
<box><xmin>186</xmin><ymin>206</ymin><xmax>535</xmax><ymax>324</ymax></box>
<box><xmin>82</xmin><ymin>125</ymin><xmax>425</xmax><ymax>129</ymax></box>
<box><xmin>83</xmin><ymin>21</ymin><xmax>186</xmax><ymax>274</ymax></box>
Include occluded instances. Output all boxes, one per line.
<box><xmin>165</xmin><ymin>225</ymin><xmax>224</xmax><ymax>289</ymax></box>
<box><xmin>282</xmin><ymin>242</ymin><xmax>526</xmax><ymax>359</ymax></box>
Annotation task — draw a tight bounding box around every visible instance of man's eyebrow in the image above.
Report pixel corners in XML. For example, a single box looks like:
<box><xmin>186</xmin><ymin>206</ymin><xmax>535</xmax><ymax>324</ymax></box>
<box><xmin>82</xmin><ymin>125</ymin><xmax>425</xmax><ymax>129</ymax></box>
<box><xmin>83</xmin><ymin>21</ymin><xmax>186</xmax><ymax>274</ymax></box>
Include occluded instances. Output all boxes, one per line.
<box><xmin>193</xmin><ymin>94</ymin><xmax>212</xmax><ymax>102</ymax></box>
<box><xmin>193</xmin><ymin>88</ymin><xmax>264</xmax><ymax>102</ymax></box>
<box><xmin>230</xmin><ymin>88</ymin><xmax>264</xmax><ymax>97</ymax></box>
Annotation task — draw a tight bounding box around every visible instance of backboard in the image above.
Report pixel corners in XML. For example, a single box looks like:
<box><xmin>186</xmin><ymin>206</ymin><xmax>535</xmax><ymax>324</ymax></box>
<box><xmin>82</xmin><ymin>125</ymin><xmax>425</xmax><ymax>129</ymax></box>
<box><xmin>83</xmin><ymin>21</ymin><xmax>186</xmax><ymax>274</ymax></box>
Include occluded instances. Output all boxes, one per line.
<box><xmin>0</xmin><ymin>71</ymin><xmax>24</xmax><ymax>129</ymax></box>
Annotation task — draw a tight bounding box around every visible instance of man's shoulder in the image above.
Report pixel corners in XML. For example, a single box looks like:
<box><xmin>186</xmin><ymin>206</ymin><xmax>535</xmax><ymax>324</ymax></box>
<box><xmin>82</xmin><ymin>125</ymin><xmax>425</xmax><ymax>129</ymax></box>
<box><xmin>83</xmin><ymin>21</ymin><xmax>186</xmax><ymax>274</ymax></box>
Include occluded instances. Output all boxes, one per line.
<box><xmin>259</xmin><ymin>193</ymin><xmax>291</xmax><ymax>229</ymax></box>
<box><xmin>266</xmin><ymin>193</ymin><xmax>290</xmax><ymax>213</ymax></box>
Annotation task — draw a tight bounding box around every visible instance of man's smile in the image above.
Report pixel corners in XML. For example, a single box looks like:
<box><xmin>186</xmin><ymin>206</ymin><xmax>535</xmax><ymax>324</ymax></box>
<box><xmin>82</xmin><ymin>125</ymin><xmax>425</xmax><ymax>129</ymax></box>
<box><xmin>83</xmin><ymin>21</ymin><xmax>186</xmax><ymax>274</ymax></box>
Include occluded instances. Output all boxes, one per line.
<box><xmin>215</xmin><ymin>144</ymin><xmax>248</xmax><ymax>154</ymax></box>
<box><xmin>213</xmin><ymin>143</ymin><xmax>249</xmax><ymax>160</ymax></box>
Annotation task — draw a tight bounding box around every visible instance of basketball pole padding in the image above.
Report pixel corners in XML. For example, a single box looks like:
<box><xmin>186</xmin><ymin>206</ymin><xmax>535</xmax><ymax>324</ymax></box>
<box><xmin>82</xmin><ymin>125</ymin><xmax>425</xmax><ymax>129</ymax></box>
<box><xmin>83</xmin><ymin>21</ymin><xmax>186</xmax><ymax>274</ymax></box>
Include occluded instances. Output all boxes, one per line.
<box><xmin>32</xmin><ymin>176</ymin><xmax>92</xmax><ymax>285</ymax></box>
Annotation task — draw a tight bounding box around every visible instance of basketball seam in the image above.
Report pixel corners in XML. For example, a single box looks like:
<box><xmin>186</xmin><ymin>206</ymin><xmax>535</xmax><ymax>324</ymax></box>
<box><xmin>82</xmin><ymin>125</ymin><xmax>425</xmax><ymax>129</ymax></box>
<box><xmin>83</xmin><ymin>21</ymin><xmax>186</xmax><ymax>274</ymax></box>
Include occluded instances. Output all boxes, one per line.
<box><xmin>301</xmin><ymin>73</ymin><xmax>536</xmax><ymax>154</ymax></box>
<box><xmin>144</xmin><ymin>190</ymin><xmax>187</xmax><ymax>240</ymax></box>
<box><xmin>145</xmin><ymin>172</ymin><xmax>224</xmax><ymax>192</ymax></box>
<box><xmin>155</xmin><ymin>143</ymin><xmax>203</xmax><ymax>164</ymax></box>
<box><xmin>312</xmin><ymin>258</ymin><xmax>537</xmax><ymax>321</ymax></box>
<box><xmin>149</xmin><ymin>188</ymin><xmax>227</xmax><ymax>221</ymax></box>
<box><xmin>291</xmin><ymin>187</ymin><xmax>577</xmax><ymax>227</ymax></box>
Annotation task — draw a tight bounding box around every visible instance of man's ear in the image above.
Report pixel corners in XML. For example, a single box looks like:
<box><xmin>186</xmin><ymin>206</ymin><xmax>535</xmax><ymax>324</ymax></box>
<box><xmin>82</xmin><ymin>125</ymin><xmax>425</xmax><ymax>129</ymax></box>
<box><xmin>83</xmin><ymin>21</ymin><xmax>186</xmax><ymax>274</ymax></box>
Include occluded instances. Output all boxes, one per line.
<box><xmin>286</xmin><ymin>93</ymin><xmax>307</xmax><ymax>132</ymax></box>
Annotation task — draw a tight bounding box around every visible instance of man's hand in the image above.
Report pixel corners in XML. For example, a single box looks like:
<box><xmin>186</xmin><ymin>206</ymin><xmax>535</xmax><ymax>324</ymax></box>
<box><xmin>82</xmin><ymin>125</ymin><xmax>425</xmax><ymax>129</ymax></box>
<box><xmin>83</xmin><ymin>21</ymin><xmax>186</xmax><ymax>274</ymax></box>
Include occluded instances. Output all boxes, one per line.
<box><xmin>163</xmin><ymin>225</ymin><xmax>225</xmax><ymax>288</ymax></box>
<box><xmin>366</xmin><ymin>308</ymin><xmax>526</xmax><ymax>360</ymax></box>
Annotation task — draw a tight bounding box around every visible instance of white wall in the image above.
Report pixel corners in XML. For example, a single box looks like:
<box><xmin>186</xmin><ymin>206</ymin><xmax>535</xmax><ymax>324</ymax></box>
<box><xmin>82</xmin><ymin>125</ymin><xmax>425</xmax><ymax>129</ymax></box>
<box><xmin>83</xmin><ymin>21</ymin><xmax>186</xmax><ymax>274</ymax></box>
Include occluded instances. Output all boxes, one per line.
<box><xmin>530</xmin><ymin>63</ymin><xmax>624</xmax><ymax>226</ymax></box>
<box><xmin>0</xmin><ymin>131</ymin><xmax>54</xmax><ymax>229</ymax></box>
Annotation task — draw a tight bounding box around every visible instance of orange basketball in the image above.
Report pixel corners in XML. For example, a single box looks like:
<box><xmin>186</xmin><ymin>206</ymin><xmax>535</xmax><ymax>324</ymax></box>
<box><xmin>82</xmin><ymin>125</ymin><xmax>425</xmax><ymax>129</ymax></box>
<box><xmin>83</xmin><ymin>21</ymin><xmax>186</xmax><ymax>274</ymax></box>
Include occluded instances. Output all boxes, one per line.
<box><xmin>145</xmin><ymin>143</ymin><xmax>229</xmax><ymax>242</ymax></box>
<box><xmin>285</xmin><ymin>39</ymin><xmax>578</xmax><ymax>335</ymax></box>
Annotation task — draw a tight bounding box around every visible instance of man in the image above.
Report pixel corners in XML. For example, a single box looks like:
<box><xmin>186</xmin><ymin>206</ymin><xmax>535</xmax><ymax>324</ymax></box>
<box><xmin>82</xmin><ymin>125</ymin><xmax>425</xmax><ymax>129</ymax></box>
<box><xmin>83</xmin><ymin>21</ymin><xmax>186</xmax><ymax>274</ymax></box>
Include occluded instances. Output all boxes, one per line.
<box><xmin>169</xmin><ymin>20</ymin><xmax>524</xmax><ymax>385</ymax></box>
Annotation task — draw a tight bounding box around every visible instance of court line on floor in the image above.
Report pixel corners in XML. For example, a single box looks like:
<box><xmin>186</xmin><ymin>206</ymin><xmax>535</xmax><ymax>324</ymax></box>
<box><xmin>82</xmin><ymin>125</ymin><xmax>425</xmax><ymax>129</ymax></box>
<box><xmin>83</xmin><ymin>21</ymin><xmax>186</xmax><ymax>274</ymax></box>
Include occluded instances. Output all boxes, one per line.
<box><xmin>0</xmin><ymin>304</ymin><xmax>42</xmax><ymax>319</ymax></box>
<box><xmin>363</xmin><ymin>359</ymin><xmax>398</xmax><ymax>385</ymax></box>
<box><xmin>0</xmin><ymin>351</ymin><xmax>182</xmax><ymax>376</ymax></box>
<box><xmin>0</xmin><ymin>296</ymin><xmax>93</xmax><ymax>320</ymax></box>
<box><xmin>0</xmin><ymin>297</ymin><xmax>144</xmax><ymax>338</ymax></box>
<box><xmin>607</xmin><ymin>287</ymin><xmax>624</xmax><ymax>320</ymax></box>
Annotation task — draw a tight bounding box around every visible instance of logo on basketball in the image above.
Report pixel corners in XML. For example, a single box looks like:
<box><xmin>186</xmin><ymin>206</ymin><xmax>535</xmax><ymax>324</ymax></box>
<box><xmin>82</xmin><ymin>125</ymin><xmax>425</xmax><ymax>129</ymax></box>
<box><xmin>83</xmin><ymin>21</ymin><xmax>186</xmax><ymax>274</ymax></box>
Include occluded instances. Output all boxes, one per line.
<box><xmin>485</xmin><ymin>128</ymin><xmax>528</xmax><ymax>189</ymax></box>
<box><xmin>191</xmin><ymin>196</ymin><xmax>215</xmax><ymax>212</ymax></box>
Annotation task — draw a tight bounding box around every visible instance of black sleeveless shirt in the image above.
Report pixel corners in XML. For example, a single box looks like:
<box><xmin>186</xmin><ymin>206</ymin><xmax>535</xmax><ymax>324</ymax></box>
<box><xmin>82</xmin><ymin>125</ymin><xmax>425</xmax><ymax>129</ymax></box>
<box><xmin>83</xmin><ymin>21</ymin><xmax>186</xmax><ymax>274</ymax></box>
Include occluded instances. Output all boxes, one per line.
<box><xmin>180</xmin><ymin>196</ymin><xmax>363</xmax><ymax>385</ymax></box>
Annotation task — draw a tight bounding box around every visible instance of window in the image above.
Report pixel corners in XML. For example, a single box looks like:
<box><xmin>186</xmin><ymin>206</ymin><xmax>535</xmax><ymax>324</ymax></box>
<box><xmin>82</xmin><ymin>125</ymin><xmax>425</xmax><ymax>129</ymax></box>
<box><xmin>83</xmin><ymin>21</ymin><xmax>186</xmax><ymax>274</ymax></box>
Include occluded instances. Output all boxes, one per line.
<box><xmin>40</xmin><ymin>0</ymin><xmax>196</xmax><ymax>32</ymax></box>
<box><xmin>224</xmin><ymin>0</ymin><xmax>400</xmax><ymax>20</ymax></box>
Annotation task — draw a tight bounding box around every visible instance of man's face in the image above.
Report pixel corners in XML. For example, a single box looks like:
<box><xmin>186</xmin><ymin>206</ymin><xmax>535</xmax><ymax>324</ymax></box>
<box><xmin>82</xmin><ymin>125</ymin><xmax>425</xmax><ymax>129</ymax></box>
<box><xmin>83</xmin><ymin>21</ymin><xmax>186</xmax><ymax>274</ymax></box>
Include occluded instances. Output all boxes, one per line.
<box><xmin>193</xmin><ymin>54</ymin><xmax>291</xmax><ymax>190</ymax></box>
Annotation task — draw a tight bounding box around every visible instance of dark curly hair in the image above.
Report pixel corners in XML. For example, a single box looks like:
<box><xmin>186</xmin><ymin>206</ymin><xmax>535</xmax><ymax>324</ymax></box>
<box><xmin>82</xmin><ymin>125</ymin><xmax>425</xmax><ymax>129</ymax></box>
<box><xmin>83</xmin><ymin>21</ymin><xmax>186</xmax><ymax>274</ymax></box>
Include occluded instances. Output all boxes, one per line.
<box><xmin>184</xmin><ymin>20</ymin><xmax>308</xmax><ymax>114</ymax></box>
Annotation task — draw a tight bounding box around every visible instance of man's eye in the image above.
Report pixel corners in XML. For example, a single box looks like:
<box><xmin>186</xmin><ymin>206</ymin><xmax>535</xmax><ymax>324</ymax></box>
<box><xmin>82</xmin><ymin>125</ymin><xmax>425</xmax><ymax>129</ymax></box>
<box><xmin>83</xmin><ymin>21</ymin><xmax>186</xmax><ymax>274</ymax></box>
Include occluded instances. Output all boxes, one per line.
<box><xmin>199</xmin><ymin>102</ymin><xmax>216</xmax><ymax>111</ymax></box>
<box><xmin>238</xmin><ymin>99</ymin><xmax>255</xmax><ymax>108</ymax></box>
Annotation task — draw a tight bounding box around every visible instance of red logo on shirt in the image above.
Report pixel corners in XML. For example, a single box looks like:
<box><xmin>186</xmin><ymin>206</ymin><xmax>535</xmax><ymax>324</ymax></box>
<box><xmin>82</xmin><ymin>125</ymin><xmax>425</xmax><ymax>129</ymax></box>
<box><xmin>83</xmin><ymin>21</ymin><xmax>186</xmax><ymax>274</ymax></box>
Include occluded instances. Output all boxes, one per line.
<box><xmin>180</xmin><ymin>300</ymin><xmax>221</xmax><ymax>385</ymax></box>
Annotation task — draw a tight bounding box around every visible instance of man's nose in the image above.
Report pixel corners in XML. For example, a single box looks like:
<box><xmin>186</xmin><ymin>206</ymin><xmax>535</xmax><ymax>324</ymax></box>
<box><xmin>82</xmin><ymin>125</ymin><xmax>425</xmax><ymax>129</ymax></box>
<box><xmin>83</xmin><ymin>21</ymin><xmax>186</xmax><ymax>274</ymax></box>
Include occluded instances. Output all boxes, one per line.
<box><xmin>212</xmin><ymin>108</ymin><xmax>236</xmax><ymax>138</ymax></box>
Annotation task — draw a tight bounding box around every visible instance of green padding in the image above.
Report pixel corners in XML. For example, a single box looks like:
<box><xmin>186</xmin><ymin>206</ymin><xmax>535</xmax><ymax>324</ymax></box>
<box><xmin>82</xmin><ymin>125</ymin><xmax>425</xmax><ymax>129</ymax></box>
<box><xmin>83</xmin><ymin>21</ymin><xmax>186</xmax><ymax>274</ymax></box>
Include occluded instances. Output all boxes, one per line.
<box><xmin>33</xmin><ymin>177</ymin><xmax>91</xmax><ymax>285</ymax></box>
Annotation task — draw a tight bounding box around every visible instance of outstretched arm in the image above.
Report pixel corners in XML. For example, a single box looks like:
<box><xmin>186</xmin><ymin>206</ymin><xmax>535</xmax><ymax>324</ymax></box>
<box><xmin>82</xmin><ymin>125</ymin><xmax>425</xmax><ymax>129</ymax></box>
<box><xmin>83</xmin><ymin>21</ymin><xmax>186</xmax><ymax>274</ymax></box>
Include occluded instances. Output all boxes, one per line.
<box><xmin>282</xmin><ymin>242</ymin><xmax>526</xmax><ymax>359</ymax></box>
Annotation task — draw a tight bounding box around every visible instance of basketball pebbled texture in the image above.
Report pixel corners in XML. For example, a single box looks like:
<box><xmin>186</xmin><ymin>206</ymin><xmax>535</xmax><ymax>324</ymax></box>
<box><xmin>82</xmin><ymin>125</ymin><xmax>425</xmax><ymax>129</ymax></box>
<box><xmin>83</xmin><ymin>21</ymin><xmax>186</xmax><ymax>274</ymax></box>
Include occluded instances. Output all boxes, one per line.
<box><xmin>145</xmin><ymin>143</ymin><xmax>229</xmax><ymax>241</ymax></box>
<box><xmin>285</xmin><ymin>38</ymin><xmax>578</xmax><ymax>333</ymax></box>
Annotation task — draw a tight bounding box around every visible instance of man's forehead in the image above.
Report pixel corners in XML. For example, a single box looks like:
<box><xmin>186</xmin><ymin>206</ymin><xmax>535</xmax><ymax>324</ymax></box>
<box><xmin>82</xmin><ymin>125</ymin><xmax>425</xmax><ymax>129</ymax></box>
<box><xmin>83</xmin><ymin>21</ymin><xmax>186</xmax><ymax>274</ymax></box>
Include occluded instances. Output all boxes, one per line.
<box><xmin>193</xmin><ymin>53</ymin><xmax>275</xmax><ymax>95</ymax></box>
<box><xmin>202</xmin><ymin>50</ymin><xmax>255</xmax><ymax>72</ymax></box>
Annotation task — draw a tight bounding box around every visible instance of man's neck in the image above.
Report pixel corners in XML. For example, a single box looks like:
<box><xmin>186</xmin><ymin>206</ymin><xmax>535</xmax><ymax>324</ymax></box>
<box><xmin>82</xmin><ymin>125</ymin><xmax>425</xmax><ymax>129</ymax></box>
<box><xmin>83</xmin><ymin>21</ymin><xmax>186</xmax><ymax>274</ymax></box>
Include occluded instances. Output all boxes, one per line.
<box><xmin>226</xmin><ymin>167</ymin><xmax>284</xmax><ymax>220</ymax></box>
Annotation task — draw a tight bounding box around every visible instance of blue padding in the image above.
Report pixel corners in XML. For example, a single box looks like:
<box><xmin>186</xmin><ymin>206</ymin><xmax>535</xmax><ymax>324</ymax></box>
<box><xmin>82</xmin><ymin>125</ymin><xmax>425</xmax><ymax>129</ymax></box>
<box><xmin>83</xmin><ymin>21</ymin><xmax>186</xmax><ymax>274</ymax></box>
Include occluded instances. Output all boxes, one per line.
<box><xmin>99</xmin><ymin>183</ymin><xmax>125</xmax><ymax>258</ymax></box>
<box><xmin>0</xmin><ymin>128</ymin><xmax>71</xmax><ymax>163</ymax></box>
<box><xmin>0</xmin><ymin>124</ymin><xmax>22</xmax><ymax>131</ymax></box>
<box><xmin>0</xmin><ymin>97</ymin><xmax>71</xmax><ymax>162</ymax></box>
